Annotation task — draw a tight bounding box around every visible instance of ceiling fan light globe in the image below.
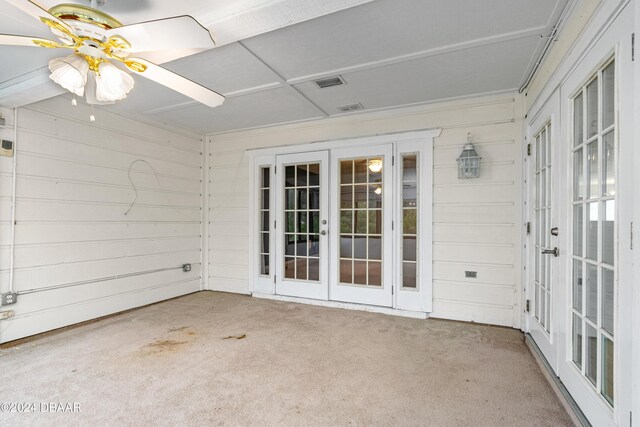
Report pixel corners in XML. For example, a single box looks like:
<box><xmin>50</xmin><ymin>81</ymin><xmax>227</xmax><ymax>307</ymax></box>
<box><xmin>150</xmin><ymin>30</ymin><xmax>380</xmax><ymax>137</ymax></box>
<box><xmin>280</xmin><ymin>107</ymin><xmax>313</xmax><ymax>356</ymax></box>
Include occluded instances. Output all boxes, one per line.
<box><xmin>96</xmin><ymin>63</ymin><xmax>134</xmax><ymax>102</ymax></box>
<box><xmin>49</xmin><ymin>54</ymin><xmax>89</xmax><ymax>96</ymax></box>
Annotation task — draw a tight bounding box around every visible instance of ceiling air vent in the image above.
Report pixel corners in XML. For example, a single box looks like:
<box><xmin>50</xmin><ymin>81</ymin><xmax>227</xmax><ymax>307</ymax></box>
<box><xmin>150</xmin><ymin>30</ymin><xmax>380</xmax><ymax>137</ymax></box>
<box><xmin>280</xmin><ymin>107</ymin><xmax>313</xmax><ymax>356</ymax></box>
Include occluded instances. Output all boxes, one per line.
<box><xmin>315</xmin><ymin>76</ymin><xmax>345</xmax><ymax>89</ymax></box>
<box><xmin>337</xmin><ymin>103</ymin><xmax>365</xmax><ymax>112</ymax></box>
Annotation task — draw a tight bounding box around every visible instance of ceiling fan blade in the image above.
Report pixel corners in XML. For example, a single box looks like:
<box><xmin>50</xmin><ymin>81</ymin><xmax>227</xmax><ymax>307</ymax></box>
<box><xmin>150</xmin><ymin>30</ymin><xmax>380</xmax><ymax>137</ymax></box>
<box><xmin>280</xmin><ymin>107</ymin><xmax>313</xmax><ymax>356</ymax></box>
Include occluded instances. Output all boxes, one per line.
<box><xmin>125</xmin><ymin>48</ymin><xmax>208</xmax><ymax>65</ymax></box>
<box><xmin>0</xmin><ymin>34</ymin><xmax>69</xmax><ymax>48</ymax></box>
<box><xmin>127</xmin><ymin>58</ymin><xmax>224</xmax><ymax>108</ymax></box>
<box><xmin>106</xmin><ymin>16</ymin><xmax>214</xmax><ymax>62</ymax></box>
<box><xmin>6</xmin><ymin>0</ymin><xmax>73</xmax><ymax>33</ymax></box>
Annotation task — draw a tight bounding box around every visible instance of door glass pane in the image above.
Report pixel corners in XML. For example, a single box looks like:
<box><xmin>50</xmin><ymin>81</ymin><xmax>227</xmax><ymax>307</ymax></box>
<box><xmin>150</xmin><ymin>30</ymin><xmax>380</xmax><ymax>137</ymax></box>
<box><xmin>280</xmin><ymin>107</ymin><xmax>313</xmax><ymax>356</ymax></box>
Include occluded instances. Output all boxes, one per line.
<box><xmin>339</xmin><ymin>157</ymin><xmax>384</xmax><ymax>286</ymax></box>
<box><xmin>296</xmin><ymin>164</ymin><xmax>308</xmax><ymax>186</ymax></box>
<box><xmin>295</xmin><ymin>257</ymin><xmax>307</xmax><ymax>280</ymax></box>
<box><xmin>602</xmin><ymin>62</ymin><xmax>615</xmax><ymax>129</ymax></box>
<box><xmin>586</xmin><ymin>323</ymin><xmax>597</xmax><ymax>386</ymax></box>
<box><xmin>572</xmin><ymin>259</ymin><xmax>583</xmax><ymax>312</ymax></box>
<box><xmin>403</xmin><ymin>237</ymin><xmax>416</xmax><ymax>262</ymax></box>
<box><xmin>403</xmin><ymin>209</ymin><xmax>417</xmax><ymax>234</ymax></box>
<box><xmin>308</xmin><ymin>163</ymin><xmax>320</xmax><ymax>186</ymax></box>
<box><xmin>587</xmin><ymin>140</ymin><xmax>598</xmax><ymax>199</ymax></box>
<box><xmin>603</xmin><ymin>131</ymin><xmax>615</xmax><ymax>197</ymax></box>
<box><xmin>340</xmin><ymin>260</ymin><xmax>352</xmax><ymax>283</ymax></box>
<box><xmin>341</xmin><ymin>160</ymin><xmax>353</xmax><ymax>184</ymax></box>
<box><xmin>285</xmin><ymin>212</ymin><xmax>295</xmax><ymax>232</ymax></box>
<box><xmin>402</xmin><ymin>262</ymin><xmax>416</xmax><ymax>288</ymax></box>
<box><xmin>601</xmin><ymin>336</ymin><xmax>614</xmax><ymax>405</ymax></box>
<box><xmin>603</xmin><ymin>200</ymin><xmax>615</xmax><ymax>265</ymax></box>
<box><xmin>540</xmin><ymin>288</ymin><xmax>547</xmax><ymax>329</ymax></box>
<box><xmin>573</xmin><ymin>205</ymin><xmax>583</xmax><ymax>256</ymax></box>
<box><xmin>572</xmin><ymin>314</ymin><xmax>583</xmax><ymax>369</ymax></box>
<box><xmin>573</xmin><ymin>93</ymin><xmax>583</xmax><ymax>146</ymax></box>
<box><xmin>340</xmin><ymin>210</ymin><xmax>352</xmax><ymax>233</ymax></box>
<box><xmin>284</xmin><ymin>257</ymin><xmax>295</xmax><ymax>278</ymax></box>
<box><xmin>340</xmin><ymin>185</ymin><xmax>352</xmax><ymax>209</ymax></box>
<box><xmin>602</xmin><ymin>268</ymin><xmax>614</xmax><ymax>335</ymax></box>
<box><xmin>586</xmin><ymin>263</ymin><xmax>597</xmax><ymax>322</ymax></box>
<box><xmin>586</xmin><ymin>78</ymin><xmax>598</xmax><ymax>139</ymax></box>
<box><xmin>586</xmin><ymin>202</ymin><xmax>598</xmax><ymax>260</ymax></box>
<box><xmin>308</xmin><ymin>258</ymin><xmax>319</xmax><ymax>281</ymax></box>
<box><xmin>573</xmin><ymin>148</ymin><xmax>584</xmax><ymax>201</ymax></box>
<box><xmin>285</xmin><ymin>166</ymin><xmax>295</xmax><ymax>187</ymax></box>
<box><xmin>368</xmin><ymin>261</ymin><xmax>382</xmax><ymax>286</ymax></box>
<box><xmin>353</xmin><ymin>261</ymin><xmax>367</xmax><ymax>284</ymax></box>
<box><xmin>368</xmin><ymin>236</ymin><xmax>381</xmax><ymax>260</ymax></box>
<box><xmin>354</xmin><ymin>159</ymin><xmax>367</xmax><ymax>183</ymax></box>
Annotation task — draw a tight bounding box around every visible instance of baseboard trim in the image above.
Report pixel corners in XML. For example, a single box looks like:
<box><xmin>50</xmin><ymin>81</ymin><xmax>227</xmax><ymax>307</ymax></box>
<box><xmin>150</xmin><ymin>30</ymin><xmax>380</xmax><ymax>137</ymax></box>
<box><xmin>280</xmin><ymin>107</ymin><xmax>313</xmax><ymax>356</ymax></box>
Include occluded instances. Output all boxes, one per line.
<box><xmin>251</xmin><ymin>292</ymin><xmax>429</xmax><ymax>319</ymax></box>
<box><xmin>524</xmin><ymin>333</ymin><xmax>591</xmax><ymax>427</ymax></box>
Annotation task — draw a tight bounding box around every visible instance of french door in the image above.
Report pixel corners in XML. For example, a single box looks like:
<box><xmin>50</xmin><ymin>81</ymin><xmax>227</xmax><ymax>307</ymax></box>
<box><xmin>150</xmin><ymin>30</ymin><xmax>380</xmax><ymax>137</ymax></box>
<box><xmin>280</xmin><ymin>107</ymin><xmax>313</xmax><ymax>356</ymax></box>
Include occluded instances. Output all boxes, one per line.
<box><xmin>329</xmin><ymin>145</ymin><xmax>394</xmax><ymax>307</ymax></box>
<box><xmin>554</xmin><ymin>6</ymin><xmax>632</xmax><ymax>424</ymax></box>
<box><xmin>251</xmin><ymin>130</ymin><xmax>437</xmax><ymax>312</ymax></box>
<box><xmin>274</xmin><ymin>151</ymin><xmax>329</xmax><ymax>300</ymax></box>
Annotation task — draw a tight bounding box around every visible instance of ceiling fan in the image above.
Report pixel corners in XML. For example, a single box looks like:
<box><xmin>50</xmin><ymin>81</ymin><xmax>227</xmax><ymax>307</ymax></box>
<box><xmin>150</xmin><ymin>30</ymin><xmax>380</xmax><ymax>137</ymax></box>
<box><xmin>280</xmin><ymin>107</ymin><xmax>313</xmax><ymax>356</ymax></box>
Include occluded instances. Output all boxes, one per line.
<box><xmin>0</xmin><ymin>0</ymin><xmax>225</xmax><ymax>109</ymax></box>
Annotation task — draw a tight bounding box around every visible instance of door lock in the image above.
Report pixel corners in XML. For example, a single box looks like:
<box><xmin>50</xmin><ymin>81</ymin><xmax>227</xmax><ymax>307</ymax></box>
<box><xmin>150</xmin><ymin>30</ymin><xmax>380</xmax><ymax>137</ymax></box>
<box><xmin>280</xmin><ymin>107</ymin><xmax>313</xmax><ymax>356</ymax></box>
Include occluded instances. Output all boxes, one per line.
<box><xmin>542</xmin><ymin>247</ymin><xmax>559</xmax><ymax>257</ymax></box>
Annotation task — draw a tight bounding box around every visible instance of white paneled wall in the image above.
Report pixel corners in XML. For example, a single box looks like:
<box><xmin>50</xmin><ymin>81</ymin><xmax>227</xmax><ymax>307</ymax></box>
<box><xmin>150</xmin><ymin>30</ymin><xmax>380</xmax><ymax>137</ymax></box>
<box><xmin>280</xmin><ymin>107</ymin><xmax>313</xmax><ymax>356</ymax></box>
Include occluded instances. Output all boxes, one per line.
<box><xmin>0</xmin><ymin>98</ymin><xmax>203</xmax><ymax>343</ymax></box>
<box><xmin>208</xmin><ymin>94</ymin><xmax>524</xmax><ymax>328</ymax></box>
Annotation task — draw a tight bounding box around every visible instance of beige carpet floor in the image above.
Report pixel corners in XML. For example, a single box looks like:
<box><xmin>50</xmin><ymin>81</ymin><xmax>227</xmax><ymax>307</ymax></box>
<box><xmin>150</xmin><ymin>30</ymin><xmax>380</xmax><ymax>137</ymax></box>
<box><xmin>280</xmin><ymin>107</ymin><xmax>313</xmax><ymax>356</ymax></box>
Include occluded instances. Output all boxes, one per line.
<box><xmin>0</xmin><ymin>291</ymin><xmax>573</xmax><ymax>426</ymax></box>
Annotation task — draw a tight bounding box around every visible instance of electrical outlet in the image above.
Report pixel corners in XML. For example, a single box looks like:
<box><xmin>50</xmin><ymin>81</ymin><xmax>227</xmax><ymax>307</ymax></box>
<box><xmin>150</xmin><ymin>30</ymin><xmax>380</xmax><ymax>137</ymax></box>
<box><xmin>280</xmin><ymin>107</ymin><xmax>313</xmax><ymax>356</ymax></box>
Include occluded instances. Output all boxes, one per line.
<box><xmin>182</xmin><ymin>264</ymin><xmax>191</xmax><ymax>272</ymax></box>
<box><xmin>0</xmin><ymin>310</ymin><xmax>14</xmax><ymax>320</ymax></box>
<box><xmin>0</xmin><ymin>139</ymin><xmax>13</xmax><ymax>157</ymax></box>
<box><xmin>1</xmin><ymin>292</ymin><xmax>17</xmax><ymax>306</ymax></box>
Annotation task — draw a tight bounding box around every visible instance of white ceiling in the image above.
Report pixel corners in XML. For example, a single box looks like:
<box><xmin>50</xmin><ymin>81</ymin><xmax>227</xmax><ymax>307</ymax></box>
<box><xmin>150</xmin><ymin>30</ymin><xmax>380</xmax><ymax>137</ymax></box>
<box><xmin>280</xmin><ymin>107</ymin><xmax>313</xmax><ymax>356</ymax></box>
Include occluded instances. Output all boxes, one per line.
<box><xmin>0</xmin><ymin>0</ymin><xmax>568</xmax><ymax>134</ymax></box>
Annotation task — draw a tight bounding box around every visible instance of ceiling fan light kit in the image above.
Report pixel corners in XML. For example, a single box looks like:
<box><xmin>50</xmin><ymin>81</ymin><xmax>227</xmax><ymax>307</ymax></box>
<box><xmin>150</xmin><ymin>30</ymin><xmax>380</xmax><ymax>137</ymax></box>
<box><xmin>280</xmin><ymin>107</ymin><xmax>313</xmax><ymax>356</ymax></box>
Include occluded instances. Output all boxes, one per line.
<box><xmin>49</xmin><ymin>53</ymin><xmax>89</xmax><ymax>96</ymax></box>
<box><xmin>2</xmin><ymin>0</ymin><xmax>226</xmax><ymax>118</ymax></box>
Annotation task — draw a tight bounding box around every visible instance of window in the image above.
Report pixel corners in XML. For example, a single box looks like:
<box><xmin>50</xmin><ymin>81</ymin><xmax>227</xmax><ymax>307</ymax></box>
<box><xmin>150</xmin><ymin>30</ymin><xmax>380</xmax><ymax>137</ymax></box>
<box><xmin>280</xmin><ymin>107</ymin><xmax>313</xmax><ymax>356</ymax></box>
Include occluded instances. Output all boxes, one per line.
<box><xmin>401</xmin><ymin>154</ymin><xmax>418</xmax><ymax>289</ymax></box>
<box><xmin>259</xmin><ymin>166</ymin><xmax>271</xmax><ymax>276</ymax></box>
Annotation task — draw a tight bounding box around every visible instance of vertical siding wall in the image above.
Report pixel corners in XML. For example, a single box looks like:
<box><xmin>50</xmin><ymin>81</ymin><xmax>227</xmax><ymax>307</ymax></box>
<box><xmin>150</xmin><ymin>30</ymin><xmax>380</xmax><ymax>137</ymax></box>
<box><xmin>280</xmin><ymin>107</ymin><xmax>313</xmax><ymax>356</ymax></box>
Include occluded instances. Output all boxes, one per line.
<box><xmin>0</xmin><ymin>98</ymin><xmax>203</xmax><ymax>343</ymax></box>
<box><xmin>208</xmin><ymin>94</ymin><xmax>524</xmax><ymax>328</ymax></box>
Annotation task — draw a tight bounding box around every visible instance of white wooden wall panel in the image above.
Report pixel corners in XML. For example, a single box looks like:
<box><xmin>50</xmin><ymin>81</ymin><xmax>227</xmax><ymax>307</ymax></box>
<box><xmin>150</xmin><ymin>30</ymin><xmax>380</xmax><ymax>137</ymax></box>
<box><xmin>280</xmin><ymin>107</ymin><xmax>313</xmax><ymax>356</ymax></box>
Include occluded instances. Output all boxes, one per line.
<box><xmin>0</xmin><ymin>99</ymin><xmax>203</xmax><ymax>343</ymax></box>
<box><xmin>207</xmin><ymin>93</ymin><xmax>523</xmax><ymax>327</ymax></box>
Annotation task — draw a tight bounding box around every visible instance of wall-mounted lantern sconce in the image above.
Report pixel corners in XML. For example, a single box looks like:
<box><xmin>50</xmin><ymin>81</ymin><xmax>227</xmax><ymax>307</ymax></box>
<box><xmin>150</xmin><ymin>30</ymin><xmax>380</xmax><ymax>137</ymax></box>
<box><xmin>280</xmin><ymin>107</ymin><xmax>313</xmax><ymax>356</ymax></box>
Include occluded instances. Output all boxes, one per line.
<box><xmin>457</xmin><ymin>133</ymin><xmax>481</xmax><ymax>179</ymax></box>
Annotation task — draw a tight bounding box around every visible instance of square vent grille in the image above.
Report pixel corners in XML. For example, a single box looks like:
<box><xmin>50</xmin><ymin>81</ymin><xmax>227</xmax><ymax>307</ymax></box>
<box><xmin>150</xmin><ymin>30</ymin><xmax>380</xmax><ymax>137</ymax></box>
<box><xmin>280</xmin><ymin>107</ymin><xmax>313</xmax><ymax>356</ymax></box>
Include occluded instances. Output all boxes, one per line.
<box><xmin>337</xmin><ymin>103</ymin><xmax>365</xmax><ymax>112</ymax></box>
<box><xmin>315</xmin><ymin>76</ymin><xmax>345</xmax><ymax>89</ymax></box>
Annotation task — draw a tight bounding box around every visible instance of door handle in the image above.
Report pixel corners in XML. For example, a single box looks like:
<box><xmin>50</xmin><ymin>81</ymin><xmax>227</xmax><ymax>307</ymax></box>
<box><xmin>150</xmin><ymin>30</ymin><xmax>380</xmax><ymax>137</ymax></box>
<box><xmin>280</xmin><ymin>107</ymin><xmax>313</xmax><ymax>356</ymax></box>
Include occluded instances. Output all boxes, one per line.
<box><xmin>320</xmin><ymin>230</ymin><xmax>327</xmax><ymax>236</ymax></box>
<box><xmin>542</xmin><ymin>247</ymin><xmax>559</xmax><ymax>257</ymax></box>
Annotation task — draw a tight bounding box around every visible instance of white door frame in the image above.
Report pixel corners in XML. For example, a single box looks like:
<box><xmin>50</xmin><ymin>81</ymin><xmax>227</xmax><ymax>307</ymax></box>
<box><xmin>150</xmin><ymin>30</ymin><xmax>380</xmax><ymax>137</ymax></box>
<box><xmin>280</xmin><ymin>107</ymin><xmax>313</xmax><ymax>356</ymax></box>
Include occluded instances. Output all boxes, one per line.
<box><xmin>248</xmin><ymin>129</ymin><xmax>440</xmax><ymax>313</ymax></box>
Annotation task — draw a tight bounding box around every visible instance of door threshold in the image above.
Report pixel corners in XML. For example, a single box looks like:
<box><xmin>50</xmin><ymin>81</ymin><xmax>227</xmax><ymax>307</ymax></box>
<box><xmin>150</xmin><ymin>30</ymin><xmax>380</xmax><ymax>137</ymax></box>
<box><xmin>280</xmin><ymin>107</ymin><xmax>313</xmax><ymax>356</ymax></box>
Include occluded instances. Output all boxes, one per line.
<box><xmin>252</xmin><ymin>293</ymin><xmax>428</xmax><ymax>319</ymax></box>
